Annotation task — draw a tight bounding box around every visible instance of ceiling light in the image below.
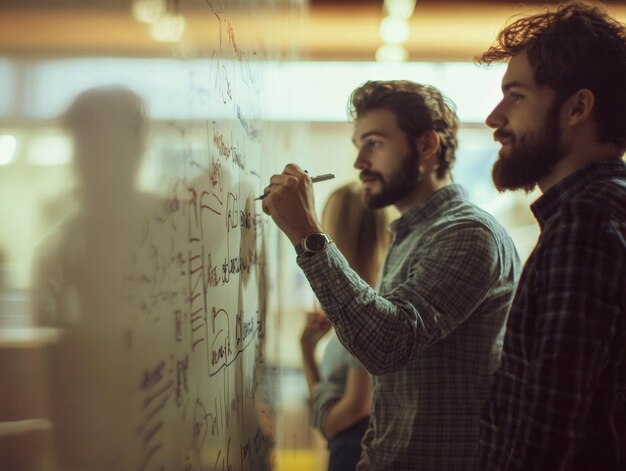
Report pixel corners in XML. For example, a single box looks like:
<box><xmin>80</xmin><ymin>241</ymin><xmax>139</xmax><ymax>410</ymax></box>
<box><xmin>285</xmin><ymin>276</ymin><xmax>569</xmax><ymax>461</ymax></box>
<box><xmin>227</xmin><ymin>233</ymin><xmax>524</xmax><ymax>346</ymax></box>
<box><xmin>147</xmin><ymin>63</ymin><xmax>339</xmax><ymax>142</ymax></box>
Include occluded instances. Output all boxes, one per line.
<box><xmin>132</xmin><ymin>0</ymin><xmax>166</xmax><ymax>24</ymax></box>
<box><xmin>376</xmin><ymin>45</ymin><xmax>409</xmax><ymax>62</ymax></box>
<box><xmin>384</xmin><ymin>0</ymin><xmax>417</xmax><ymax>20</ymax></box>
<box><xmin>380</xmin><ymin>17</ymin><xmax>410</xmax><ymax>44</ymax></box>
<box><xmin>150</xmin><ymin>14</ymin><xmax>186</xmax><ymax>43</ymax></box>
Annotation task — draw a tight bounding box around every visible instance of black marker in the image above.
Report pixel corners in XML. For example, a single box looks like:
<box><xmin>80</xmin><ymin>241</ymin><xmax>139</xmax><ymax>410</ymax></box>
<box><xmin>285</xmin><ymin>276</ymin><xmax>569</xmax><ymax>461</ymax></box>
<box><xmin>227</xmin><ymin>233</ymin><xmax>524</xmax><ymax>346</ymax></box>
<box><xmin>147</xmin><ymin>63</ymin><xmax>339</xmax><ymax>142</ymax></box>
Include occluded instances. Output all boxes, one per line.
<box><xmin>255</xmin><ymin>173</ymin><xmax>335</xmax><ymax>200</ymax></box>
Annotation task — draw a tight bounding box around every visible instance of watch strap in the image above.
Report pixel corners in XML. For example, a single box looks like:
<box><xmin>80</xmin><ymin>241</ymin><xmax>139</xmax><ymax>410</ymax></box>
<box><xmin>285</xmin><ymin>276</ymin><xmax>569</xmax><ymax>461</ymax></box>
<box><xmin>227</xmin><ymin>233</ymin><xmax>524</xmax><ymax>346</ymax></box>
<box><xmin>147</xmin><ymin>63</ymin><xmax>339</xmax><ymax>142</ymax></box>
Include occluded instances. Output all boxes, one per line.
<box><xmin>295</xmin><ymin>241</ymin><xmax>306</xmax><ymax>256</ymax></box>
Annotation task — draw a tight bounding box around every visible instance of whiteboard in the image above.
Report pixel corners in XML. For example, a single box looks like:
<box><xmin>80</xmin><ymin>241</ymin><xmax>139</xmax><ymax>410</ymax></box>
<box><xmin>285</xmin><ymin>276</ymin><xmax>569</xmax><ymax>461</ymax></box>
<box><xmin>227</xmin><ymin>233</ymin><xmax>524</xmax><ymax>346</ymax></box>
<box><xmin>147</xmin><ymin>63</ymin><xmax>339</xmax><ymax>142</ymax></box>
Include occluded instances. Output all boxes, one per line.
<box><xmin>0</xmin><ymin>0</ymin><xmax>303</xmax><ymax>469</ymax></box>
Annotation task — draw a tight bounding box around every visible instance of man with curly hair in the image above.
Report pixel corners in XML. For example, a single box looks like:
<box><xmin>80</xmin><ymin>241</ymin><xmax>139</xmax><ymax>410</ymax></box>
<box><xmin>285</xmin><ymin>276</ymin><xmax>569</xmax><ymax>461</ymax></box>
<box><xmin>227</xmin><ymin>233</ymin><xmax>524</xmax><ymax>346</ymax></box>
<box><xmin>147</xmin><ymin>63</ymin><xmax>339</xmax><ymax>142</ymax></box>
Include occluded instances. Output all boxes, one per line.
<box><xmin>477</xmin><ymin>2</ymin><xmax>626</xmax><ymax>470</ymax></box>
<box><xmin>261</xmin><ymin>81</ymin><xmax>520</xmax><ymax>469</ymax></box>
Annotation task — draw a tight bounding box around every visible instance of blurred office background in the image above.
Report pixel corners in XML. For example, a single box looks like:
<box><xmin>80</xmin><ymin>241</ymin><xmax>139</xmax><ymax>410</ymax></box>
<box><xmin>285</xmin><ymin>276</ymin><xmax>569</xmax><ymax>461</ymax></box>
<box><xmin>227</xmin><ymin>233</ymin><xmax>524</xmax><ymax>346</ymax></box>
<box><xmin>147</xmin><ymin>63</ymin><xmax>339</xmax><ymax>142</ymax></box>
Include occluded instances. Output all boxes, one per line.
<box><xmin>1</xmin><ymin>1</ymin><xmax>624</xmax><ymax>470</ymax></box>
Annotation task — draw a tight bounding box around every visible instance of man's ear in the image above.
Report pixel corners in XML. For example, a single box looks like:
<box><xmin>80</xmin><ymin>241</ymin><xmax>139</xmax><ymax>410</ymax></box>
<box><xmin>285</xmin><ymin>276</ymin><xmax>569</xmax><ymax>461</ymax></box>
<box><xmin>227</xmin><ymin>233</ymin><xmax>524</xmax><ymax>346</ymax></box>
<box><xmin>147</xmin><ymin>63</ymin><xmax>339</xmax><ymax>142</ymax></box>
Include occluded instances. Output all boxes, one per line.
<box><xmin>565</xmin><ymin>88</ymin><xmax>595</xmax><ymax>127</ymax></box>
<box><xmin>414</xmin><ymin>130</ymin><xmax>440</xmax><ymax>161</ymax></box>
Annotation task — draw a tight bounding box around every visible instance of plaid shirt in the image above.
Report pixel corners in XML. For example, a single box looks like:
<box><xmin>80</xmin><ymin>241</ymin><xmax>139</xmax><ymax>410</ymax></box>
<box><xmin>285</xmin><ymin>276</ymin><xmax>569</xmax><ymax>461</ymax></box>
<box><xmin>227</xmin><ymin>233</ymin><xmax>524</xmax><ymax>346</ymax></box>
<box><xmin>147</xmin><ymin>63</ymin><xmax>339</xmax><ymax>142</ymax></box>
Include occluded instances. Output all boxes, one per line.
<box><xmin>480</xmin><ymin>159</ymin><xmax>626</xmax><ymax>471</ymax></box>
<box><xmin>298</xmin><ymin>184</ymin><xmax>520</xmax><ymax>470</ymax></box>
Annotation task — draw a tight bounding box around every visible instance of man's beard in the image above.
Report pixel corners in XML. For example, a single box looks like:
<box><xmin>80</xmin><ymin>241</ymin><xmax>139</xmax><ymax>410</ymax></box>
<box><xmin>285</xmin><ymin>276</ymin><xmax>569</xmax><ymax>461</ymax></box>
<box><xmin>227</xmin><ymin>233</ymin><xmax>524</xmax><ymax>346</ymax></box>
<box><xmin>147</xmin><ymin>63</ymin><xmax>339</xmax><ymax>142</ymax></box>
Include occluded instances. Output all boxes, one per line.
<box><xmin>492</xmin><ymin>99</ymin><xmax>566</xmax><ymax>193</ymax></box>
<box><xmin>361</xmin><ymin>150</ymin><xmax>421</xmax><ymax>209</ymax></box>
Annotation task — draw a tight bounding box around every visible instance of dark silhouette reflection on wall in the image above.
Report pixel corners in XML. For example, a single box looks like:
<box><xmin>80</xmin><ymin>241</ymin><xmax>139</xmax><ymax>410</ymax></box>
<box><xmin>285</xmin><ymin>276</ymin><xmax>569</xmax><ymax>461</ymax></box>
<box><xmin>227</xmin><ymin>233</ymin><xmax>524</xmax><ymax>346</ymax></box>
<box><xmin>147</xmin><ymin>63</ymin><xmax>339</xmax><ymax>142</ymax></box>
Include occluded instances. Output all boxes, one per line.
<box><xmin>31</xmin><ymin>86</ymin><xmax>157</xmax><ymax>470</ymax></box>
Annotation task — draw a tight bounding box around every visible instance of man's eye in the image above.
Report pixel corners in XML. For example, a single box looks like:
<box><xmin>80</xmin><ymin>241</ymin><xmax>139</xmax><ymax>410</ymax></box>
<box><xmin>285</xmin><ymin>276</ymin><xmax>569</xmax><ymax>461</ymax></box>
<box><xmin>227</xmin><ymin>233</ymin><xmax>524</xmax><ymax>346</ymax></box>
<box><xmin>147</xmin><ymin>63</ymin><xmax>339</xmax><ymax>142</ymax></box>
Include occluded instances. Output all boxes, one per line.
<box><xmin>511</xmin><ymin>92</ymin><xmax>524</xmax><ymax>101</ymax></box>
<box><xmin>368</xmin><ymin>141</ymin><xmax>381</xmax><ymax>148</ymax></box>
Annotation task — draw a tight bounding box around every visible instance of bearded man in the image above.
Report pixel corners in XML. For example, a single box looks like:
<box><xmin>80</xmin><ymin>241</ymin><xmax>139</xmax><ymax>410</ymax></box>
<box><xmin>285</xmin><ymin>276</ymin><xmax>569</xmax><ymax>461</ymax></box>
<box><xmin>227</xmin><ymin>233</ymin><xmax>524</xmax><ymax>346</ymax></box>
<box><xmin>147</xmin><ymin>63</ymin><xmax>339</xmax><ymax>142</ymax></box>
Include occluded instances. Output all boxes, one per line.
<box><xmin>261</xmin><ymin>80</ymin><xmax>520</xmax><ymax>470</ymax></box>
<box><xmin>477</xmin><ymin>2</ymin><xmax>626</xmax><ymax>470</ymax></box>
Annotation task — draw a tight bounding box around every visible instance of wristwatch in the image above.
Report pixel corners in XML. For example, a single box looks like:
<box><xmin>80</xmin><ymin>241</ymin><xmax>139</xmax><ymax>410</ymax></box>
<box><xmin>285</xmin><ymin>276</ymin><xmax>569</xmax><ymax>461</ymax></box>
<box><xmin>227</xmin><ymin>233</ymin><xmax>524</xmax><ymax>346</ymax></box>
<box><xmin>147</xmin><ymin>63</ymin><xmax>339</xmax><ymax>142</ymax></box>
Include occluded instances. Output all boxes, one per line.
<box><xmin>295</xmin><ymin>232</ymin><xmax>332</xmax><ymax>256</ymax></box>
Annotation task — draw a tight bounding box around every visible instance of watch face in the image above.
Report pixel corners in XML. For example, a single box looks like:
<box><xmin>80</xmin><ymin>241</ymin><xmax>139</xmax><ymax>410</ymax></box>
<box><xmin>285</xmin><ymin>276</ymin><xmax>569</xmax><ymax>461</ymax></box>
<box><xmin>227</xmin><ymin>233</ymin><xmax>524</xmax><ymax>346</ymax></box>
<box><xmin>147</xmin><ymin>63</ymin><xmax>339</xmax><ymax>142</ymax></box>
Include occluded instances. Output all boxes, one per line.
<box><xmin>305</xmin><ymin>233</ymin><xmax>328</xmax><ymax>252</ymax></box>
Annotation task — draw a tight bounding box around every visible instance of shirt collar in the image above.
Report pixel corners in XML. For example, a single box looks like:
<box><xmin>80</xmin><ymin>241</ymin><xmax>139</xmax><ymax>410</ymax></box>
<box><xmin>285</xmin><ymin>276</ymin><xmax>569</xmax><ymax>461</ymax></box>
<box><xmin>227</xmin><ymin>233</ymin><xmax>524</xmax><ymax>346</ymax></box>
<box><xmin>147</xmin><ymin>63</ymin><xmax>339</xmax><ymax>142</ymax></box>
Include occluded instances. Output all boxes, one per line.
<box><xmin>531</xmin><ymin>158</ymin><xmax>626</xmax><ymax>229</ymax></box>
<box><xmin>390</xmin><ymin>184</ymin><xmax>466</xmax><ymax>236</ymax></box>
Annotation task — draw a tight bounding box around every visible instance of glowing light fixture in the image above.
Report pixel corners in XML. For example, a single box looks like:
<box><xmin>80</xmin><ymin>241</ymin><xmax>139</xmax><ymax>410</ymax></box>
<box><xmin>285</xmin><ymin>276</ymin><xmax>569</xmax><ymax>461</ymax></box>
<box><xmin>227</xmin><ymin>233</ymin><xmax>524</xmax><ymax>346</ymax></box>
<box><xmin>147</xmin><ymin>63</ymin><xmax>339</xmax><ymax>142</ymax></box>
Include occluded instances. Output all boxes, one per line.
<box><xmin>0</xmin><ymin>134</ymin><xmax>17</xmax><ymax>165</ymax></box>
<box><xmin>384</xmin><ymin>0</ymin><xmax>417</xmax><ymax>20</ymax></box>
<box><xmin>380</xmin><ymin>17</ymin><xmax>410</xmax><ymax>44</ymax></box>
<box><xmin>150</xmin><ymin>14</ymin><xmax>186</xmax><ymax>42</ymax></box>
<box><xmin>132</xmin><ymin>0</ymin><xmax>166</xmax><ymax>24</ymax></box>
<box><xmin>376</xmin><ymin>45</ymin><xmax>409</xmax><ymax>62</ymax></box>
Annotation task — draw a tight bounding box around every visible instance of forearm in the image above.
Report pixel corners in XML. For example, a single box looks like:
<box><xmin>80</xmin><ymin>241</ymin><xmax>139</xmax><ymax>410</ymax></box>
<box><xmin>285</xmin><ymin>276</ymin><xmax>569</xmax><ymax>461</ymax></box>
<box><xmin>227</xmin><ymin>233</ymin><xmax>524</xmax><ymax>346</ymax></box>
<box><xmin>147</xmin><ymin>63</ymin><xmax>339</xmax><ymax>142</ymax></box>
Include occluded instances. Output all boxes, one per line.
<box><xmin>322</xmin><ymin>367</ymin><xmax>371</xmax><ymax>440</ymax></box>
<box><xmin>298</xmin><ymin>245</ymin><xmax>416</xmax><ymax>375</ymax></box>
<box><xmin>300</xmin><ymin>346</ymin><xmax>321</xmax><ymax>393</ymax></box>
<box><xmin>322</xmin><ymin>395</ymin><xmax>369</xmax><ymax>440</ymax></box>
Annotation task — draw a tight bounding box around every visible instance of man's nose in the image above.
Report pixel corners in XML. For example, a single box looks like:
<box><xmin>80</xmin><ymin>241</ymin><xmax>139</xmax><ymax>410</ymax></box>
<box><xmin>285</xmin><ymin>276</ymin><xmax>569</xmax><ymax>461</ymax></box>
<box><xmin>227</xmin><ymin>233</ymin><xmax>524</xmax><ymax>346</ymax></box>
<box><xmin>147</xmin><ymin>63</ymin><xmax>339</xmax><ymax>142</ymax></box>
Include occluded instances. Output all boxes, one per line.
<box><xmin>353</xmin><ymin>148</ymin><xmax>370</xmax><ymax>170</ymax></box>
<box><xmin>486</xmin><ymin>100</ymin><xmax>507</xmax><ymax>129</ymax></box>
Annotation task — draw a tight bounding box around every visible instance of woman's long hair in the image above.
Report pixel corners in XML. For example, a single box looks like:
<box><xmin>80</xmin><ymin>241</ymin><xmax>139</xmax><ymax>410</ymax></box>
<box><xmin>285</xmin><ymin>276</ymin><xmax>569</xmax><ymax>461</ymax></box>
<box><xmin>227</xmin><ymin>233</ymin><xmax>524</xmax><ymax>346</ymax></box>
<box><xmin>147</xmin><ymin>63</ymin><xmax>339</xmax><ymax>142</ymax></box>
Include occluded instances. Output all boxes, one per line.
<box><xmin>322</xmin><ymin>182</ymin><xmax>391</xmax><ymax>288</ymax></box>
